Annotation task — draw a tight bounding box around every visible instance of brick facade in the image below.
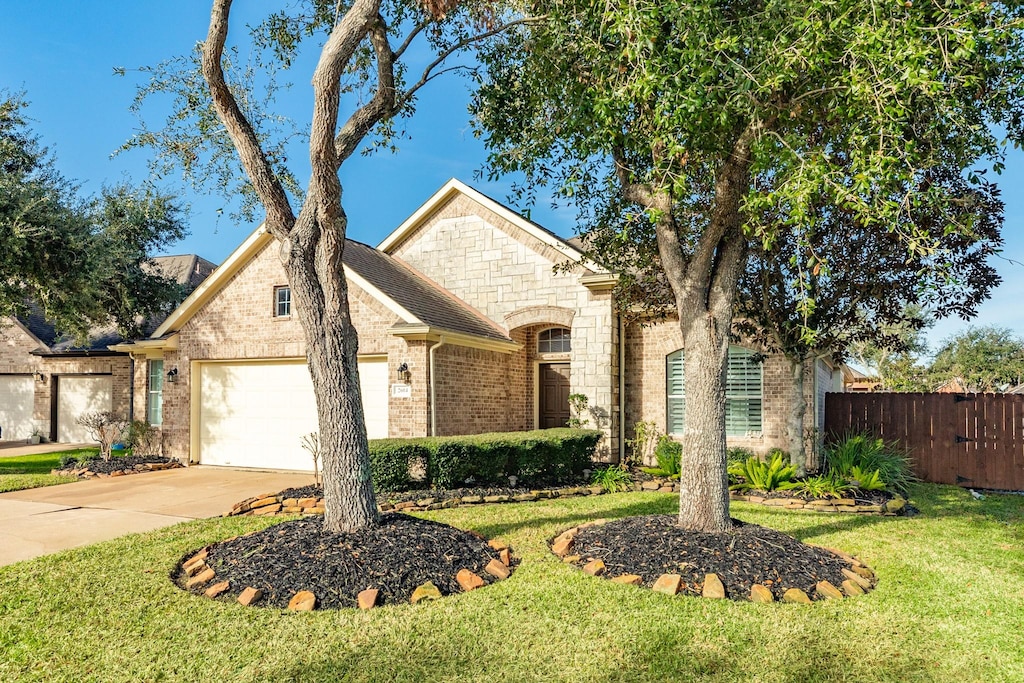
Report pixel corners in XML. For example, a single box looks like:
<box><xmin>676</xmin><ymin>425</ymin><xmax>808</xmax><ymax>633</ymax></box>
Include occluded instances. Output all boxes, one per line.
<box><xmin>1</xmin><ymin>318</ymin><xmax>131</xmax><ymax>441</ymax></box>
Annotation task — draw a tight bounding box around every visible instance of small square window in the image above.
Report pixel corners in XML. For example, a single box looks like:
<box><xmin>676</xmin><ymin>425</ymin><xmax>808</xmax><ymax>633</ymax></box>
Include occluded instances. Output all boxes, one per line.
<box><xmin>274</xmin><ymin>286</ymin><xmax>291</xmax><ymax>317</ymax></box>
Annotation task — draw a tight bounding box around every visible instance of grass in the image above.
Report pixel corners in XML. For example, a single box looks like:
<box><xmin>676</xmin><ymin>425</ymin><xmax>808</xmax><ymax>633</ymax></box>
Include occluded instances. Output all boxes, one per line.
<box><xmin>0</xmin><ymin>483</ymin><xmax>1022</xmax><ymax>682</ymax></box>
<box><xmin>0</xmin><ymin>448</ymin><xmax>97</xmax><ymax>493</ymax></box>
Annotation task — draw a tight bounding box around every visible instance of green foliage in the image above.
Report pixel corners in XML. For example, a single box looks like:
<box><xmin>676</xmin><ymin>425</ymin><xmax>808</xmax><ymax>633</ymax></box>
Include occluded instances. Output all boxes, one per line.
<box><xmin>566</xmin><ymin>393</ymin><xmax>590</xmax><ymax>429</ymax></box>
<box><xmin>728</xmin><ymin>453</ymin><xmax>798</xmax><ymax>493</ymax></box>
<box><xmin>0</xmin><ymin>93</ymin><xmax>187</xmax><ymax>342</ymax></box>
<box><xmin>928</xmin><ymin>326</ymin><xmax>1024</xmax><ymax>392</ymax></box>
<box><xmin>654</xmin><ymin>436</ymin><xmax>682</xmax><ymax>477</ymax></box>
<box><xmin>786</xmin><ymin>474</ymin><xmax>853</xmax><ymax>499</ymax></box>
<box><xmin>765</xmin><ymin>448</ymin><xmax>790</xmax><ymax>465</ymax></box>
<box><xmin>126</xmin><ymin>421</ymin><xmax>161</xmax><ymax>456</ymax></box>
<box><xmin>590</xmin><ymin>465</ymin><xmax>633</xmax><ymax>493</ymax></box>
<box><xmin>848</xmin><ymin>466</ymin><xmax>887</xmax><ymax>492</ymax></box>
<box><xmin>626</xmin><ymin>420</ymin><xmax>659</xmax><ymax>467</ymax></box>
<box><xmin>368</xmin><ymin>429</ymin><xmax>603</xmax><ymax>491</ymax></box>
<box><xmin>825</xmin><ymin>432</ymin><xmax>916</xmax><ymax>494</ymax></box>
<box><xmin>726</xmin><ymin>447</ymin><xmax>754</xmax><ymax>467</ymax></box>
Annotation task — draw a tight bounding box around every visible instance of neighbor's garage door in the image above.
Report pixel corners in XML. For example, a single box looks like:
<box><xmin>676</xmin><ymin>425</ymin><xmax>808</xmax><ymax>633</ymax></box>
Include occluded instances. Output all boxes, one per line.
<box><xmin>0</xmin><ymin>375</ymin><xmax>35</xmax><ymax>441</ymax></box>
<box><xmin>197</xmin><ymin>358</ymin><xmax>388</xmax><ymax>470</ymax></box>
<box><xmin>57</xmin><ymin>376</ymin><xmax>113</xmax><ymax>443</ymax></box>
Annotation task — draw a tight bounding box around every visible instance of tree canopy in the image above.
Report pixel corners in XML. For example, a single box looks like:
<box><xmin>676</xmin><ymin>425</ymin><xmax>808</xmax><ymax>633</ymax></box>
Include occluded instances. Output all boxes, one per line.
<box><xmin>929</xmin><ymin>325</ymin><xmax>1024</xmax><ymax>391</ymax></box>
<box><xmin>0</xmin><ymin>93</ymin><xmax>187</xmax><ymax>342</ymax></box>
<box><xmin>473</xmin><ymin>0</ymin><xmax>1024</xmax><ymax>530</ymax></box>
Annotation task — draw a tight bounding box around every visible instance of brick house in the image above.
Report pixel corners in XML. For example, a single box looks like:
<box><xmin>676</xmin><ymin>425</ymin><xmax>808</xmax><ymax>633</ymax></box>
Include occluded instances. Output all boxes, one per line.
<box><xmin>111</xmin><ymin>179</ymin><xmax>841</xmax><ymax>470</ymax></box>
<box><xmin>0</xmin><ymin>255</ymin><xmax>215</xmax><ymax>444</ymax></box>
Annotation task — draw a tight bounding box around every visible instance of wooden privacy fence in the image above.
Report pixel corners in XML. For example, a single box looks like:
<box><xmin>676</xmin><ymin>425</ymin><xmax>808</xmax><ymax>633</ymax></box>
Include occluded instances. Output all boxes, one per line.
<box><xmin>824</xmin><ymin>392</ymin><xmax>1024</xmax><ymax>491</ymax></box>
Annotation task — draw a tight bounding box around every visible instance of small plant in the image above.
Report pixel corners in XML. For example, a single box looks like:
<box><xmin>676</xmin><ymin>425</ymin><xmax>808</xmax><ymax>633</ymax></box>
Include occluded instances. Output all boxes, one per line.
<box><xmin>126</xmin><ymin>420</ymin><xmax>161</xmax><ymax>456</ymax></box>
<box><xmin>590</xmin><ymin>465</ymin><xmax>633</xmax><ymax>493</ymax></box>
<box><xmin>728</xmin><ymin>453</ymin><xmax>798</xmax><ymax>492</ymax></box>
<box><xmin>787</xmin><ymin>474</ymin><xmax>853</xmax><ymax>499</ymax></box>
<box><xmin>727</xmin><ymin>447</ymin><xmax>754</xmax><ymax>467</ymax></box>
<box><xmin>825</xmin><ymin>432</ymin><xmax>915</xmax><ymax>493</ymax></box>
<box><xmin>301</xmin><ymin>432</ymin><xmax>321</xmax><ymax>486</ymax></box>
<box><xmin>765</xmin><ymin>447</ymin><xmax>790</xmax><ymax>465</ymax></box>
<box><xmin>847</xmin><ymin>465</ymin><xmax>887</xmax><ymax>491</ymax></box>
<box><xmin>58</xmin><ymin>453</ymin><xmax>78</xmax><ymax>469</ymax></box>
<box><xmin>654</xmin><ymin>436</ymin><xmax>682</xmax><ymax>476</ymax></box>
<box><xmin>566</xmin><ymin>393</ymin><xmax>590</xmax><ymax>429</ymax></box>
<box><xmin>75</xmin><ymin>412</ymin><xmax>129</xmax><ymax>461</ymax></box>
<box><xmin>626</xmin><ymin>420</ymin><xmax>660</xmax><ymax>467</ymax></box>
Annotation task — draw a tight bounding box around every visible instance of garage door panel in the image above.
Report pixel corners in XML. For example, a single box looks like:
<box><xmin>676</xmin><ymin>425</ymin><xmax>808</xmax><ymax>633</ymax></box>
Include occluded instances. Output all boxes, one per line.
<box><xmin>198</xmin><ymin>360</ymin><xmax>387</xmax><ymax>470</ymax></box>
<box><xmin>0</xmin><ymin>376</ymin><xmax>35</xmax><ymax>441</ymax></box>
<box><xmin>58</xmin><ymin>376</ymin><xmax>113</xmax><ymax>443</ymax></box>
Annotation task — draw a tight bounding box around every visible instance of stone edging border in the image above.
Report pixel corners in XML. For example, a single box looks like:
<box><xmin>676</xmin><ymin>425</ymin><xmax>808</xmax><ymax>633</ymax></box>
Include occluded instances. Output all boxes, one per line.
<box><xmin>177</xmin><ymin>537</ymin><xmax>515</xmax><ymax>610</ymax></box>
<box><xmin>51</xmin><ymin>461</ymin><xmax>184</xmax><ymax>480</ymax></box>
<box><xmin>225</xmin><ymin>482</ymin><xmax>908</xmax><ymax>518</ymax></box>
<box><xmin>550</xmin><ymin>520</ymin><xmax>877</xmax><ymax>603</ymax></box>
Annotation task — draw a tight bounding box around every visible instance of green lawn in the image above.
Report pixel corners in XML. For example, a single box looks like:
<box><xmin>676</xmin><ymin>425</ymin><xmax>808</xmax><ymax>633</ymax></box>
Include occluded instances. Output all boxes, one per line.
<box><xmin>0</xmin><ymin>448</ymin><xmax>97</xmax><ymax>493</ymax></box>
<box><xmin>0</xmin><ymin>484</ymin><xmax>1021</xmax><ymax>682</ymax></box>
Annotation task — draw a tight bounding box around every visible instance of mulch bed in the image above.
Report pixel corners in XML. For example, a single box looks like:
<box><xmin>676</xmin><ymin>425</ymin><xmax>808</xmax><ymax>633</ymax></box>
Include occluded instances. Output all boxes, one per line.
<box><xmin>569</xmin><ymin>515</ymin><xmax>852</xmax><ymax>601</ymax></box>
<box><xmin>55</xmin><ymin>455</ymin><xmax>179</xmax><ymax>476</ymax></box>
<box><xmin>175</xmin><ymin>513</ymin><xmax>509</xmax><ymax>609</ymax></box>
<box><xmin>279</xmin><ymin>483</ymin><xmax>583</xmax><ymax>507</ymax></box>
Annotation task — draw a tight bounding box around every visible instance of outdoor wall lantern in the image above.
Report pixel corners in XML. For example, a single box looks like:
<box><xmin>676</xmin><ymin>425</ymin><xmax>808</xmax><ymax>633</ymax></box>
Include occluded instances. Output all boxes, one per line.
<box><xmin>34</xmin><ymin>372</ymin><xmax>46</xmax><ymax>383</ymax></box>
<box><xmin>396</xmin><ymin>362</ymin><xmax>411</xmax><ymax>382</ymax></box>
<box><xmin>166</xmin><ymin>367</ymin><xmax>179</xmax><ymax>383</ymax></box>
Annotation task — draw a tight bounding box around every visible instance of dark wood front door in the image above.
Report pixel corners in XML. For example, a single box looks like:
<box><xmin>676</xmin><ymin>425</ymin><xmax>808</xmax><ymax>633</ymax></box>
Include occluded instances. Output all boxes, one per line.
<box><xmin>539</xmin><ymin>363</ymin><xmax>571</xmax><ymax>428</ymax></box>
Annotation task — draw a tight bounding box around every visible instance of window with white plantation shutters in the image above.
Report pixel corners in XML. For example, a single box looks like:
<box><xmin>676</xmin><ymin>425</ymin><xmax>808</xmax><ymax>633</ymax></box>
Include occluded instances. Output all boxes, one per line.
<box><xmin>666</xmin><ymin>347</ymin><xmax>763</xmax><ymax>436</ymax></box>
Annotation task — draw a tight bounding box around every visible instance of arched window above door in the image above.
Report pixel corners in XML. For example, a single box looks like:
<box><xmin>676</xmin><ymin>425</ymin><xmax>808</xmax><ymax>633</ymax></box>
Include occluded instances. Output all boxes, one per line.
<box><xmin>538</xmin><ymin>327</ymin><xmax>571</xmax><ymax>354</ymax></box>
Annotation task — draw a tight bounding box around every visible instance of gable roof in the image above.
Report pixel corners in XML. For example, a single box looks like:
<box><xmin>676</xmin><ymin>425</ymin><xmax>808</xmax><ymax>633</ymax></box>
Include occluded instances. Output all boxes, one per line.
<box><xmin>377</xmin><ymin>178</ymin><xmax>603</xmax><ymax>272</ymax></box>
<box><xmin>21</xmin><ymin>254</ymin><xmax>217</xmax><ymax>355</ymax></box>
<box><xmin>150</xmin><ymin>226</ymin><xmax>515</xmax><ymax>349</ymax></box>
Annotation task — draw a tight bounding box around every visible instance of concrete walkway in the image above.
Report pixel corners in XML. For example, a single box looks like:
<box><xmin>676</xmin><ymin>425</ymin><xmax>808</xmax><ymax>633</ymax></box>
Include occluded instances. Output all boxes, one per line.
<box><xmin>0</xmin><ymin>466</ymin><xmax>314</xmax><ymax>566</ymax></box>
<box><xmin>0</xmin><ymin>442</ymin><xmax>94</xmax><ymax>458</ymax></box>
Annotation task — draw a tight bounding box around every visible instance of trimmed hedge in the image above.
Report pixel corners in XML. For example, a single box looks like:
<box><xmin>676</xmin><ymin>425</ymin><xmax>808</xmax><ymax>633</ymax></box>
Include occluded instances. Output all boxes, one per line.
<box><xmin>367</xmin><ymin>428</ymin><xmax>603</xmax><ymax>491</ymax></box>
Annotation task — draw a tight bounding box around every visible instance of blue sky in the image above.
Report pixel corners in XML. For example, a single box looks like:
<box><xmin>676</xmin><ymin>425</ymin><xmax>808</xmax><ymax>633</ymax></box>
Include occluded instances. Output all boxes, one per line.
<box><xmin>2</xmin><ymin>2</ymin><xmax>1022</xmax><ymax>354</ymax></box>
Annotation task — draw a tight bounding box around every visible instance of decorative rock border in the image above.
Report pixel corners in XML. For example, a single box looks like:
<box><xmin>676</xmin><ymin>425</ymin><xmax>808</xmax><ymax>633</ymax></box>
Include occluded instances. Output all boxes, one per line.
<box><xmin>225</xmin><ymin>481</ymin><xmax>907</xmax><ymax>518</ymax></box>
<box><xmin>52</xmin><ymin>460</ymin><xmax>184</xmax><ymax>480</ymax></box>
<box><xmin>550</xmin><ymin>522</ymin><xmax>878</xmax><ymax>602</ymax></box>
<box><xmin>225</xmin><ymin>485</ymin><xmax>610</xmax><ymax>518</ymax></box>
<box><xmin>730</xmin><ymin>492</ymin><xmax>908</xmax><ymax>515</ymax></box>
<box><xmin>178</xmin><ymin>536</ymin><xmax>516</xmax><ymax>610</ymax></box>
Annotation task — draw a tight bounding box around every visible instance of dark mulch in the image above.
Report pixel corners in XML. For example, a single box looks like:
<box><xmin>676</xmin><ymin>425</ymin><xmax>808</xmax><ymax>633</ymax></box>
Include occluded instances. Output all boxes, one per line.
<box><xmin>752</xmin><ymin>489</ymin><xmax>895</xmax><ymax>505</ymax></box>
<box><xmin>278</xmin><ymin>483</ymin><xmax>584</xmax><ymax>506</ymax></box>
<box><xmin>56</xmin><ymin>455</ymin><xmax>176</xmax><ymax>475</ymax></box>
<box><xmin>175</xmin><ymin>513</ymin><xmax>508</xmax><ymax>609</ymax></box>
<box><xmin>569</xmin><ymin>515</ymin><xmax>852</xmax><ymax>601</ymax></box>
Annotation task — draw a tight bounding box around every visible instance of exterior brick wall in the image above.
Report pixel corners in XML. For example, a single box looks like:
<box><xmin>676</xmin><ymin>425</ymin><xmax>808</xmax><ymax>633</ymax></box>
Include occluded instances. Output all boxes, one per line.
<box><xmin>1</xmin><ymin>317</ymin><xmax>130</xmax><ymax>440</ymax></box>
<box><xmin>432</xmin><ymin>344</ymin><xmax>513</xmax><ymax>436</ymax></box>
<box><xmin>624</xmin><ymin>318</ymin><xmax>826</xmax><ymax>465</ymax></box>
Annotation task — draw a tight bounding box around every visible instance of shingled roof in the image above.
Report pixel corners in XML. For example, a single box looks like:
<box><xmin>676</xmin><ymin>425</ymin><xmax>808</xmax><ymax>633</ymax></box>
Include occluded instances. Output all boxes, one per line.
<box><xmin>343</xmin><ymin>240</ymin><xmax>511</xmax><ymax>342</ymax></box>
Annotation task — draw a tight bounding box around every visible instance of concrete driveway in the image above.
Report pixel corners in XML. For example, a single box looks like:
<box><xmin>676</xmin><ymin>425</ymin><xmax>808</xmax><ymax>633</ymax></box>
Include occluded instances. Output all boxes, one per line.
<box><xmin>0</xmin><ymin>466</ymin><xmax>314</xmax><ymax>566</ymax></box>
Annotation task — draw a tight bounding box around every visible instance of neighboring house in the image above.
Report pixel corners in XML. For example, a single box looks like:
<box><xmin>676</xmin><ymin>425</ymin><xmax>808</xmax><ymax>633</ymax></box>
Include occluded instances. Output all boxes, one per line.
<box><xmin>0</xmin><ymin>255</ymin><xmax>216</xmax><ymax>444</ymax></box>
<box><xmin>842</xmin><ymin>365</ymin><xmax>882</xmax><ymax>393</ymax></box>
<box><xmin>112</xmin><ymin>179</ymin><xmax>840</xmax><ymax>470</ymax></box>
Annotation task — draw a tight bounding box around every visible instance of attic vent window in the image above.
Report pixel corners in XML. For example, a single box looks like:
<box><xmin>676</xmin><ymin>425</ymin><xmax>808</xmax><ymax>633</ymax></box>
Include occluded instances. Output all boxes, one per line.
<box><xmin>538</xmin><ymin>327</ymin><xmax>571</xmax><ymax>353</ymax></box>
<box><xmin>274</xmin><ymin>286</ymin><xmax>291</xmax><ymax>317</ymax></box>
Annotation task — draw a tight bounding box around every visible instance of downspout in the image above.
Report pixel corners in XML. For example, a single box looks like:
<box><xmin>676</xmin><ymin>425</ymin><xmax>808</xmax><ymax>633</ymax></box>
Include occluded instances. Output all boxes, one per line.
<box><xmin>619</xmin><ymin>313</ymin><xmax>626</xmax><ymax>464</ymax></box>
<box><xmin>429</xmin><ymin>337</ymin><xmax>447</xmax><ymax>437</ymax></box>
<box><xmin>127</xmin><ymin>355</ymin><xmax>135</xmax><ymax>423</ymax></box>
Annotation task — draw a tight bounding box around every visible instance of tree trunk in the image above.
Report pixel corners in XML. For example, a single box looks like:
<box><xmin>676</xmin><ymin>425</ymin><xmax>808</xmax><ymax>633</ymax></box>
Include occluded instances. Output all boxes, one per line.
<box><xmin>285</xmin><ymin>212</ymin><xmax>379</xmax><ymax>533</ymax></box>
<box><xmin>786</xmin><ymin>355</ymin><xmax>808</xmax><ymax>477</ymax></box>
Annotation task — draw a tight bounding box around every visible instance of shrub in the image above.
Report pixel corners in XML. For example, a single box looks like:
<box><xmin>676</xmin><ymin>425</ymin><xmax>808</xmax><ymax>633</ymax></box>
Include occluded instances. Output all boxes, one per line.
<box><xmin>591</xmin><ymin>465</ymin><xmax>633</xmax><ymax>493</ymax></box>
<box><xmin>58</xmin><ymin>454</ymin><xmax>78</xmax><ymax>469</ymax></box>
<box><xmin>766</xmin><ymin>447</ymin><xmax>790</xmax><ymax>465</ymax></box>
<box><xmin>786</xmin><ymin>474</ymin><xmax>853</xmax><ymax>499</ymax></box>
<box><xmin>626</xmin><ymin>420</ymin><xmax>659</xmax><ymax>467</ymax></box>
<box><xmin>75</xmin><ymin>412</ymin><xmax>129</xmax><ymax>461</ymax></box>
<box><xmin>655</xmin><ymin>436</ymin><xmax>682</xmax><ymax>476</ymax></box>
<box><xmin>368</xmin><ymin>440</ymin><xmax>430</xmax><ymax>492</ymax></box>
<box><xmin>727</xmin><ymin>447</ymin><xmax>755</xmax><ymax>467</ymax></box>
<box><xmin>126</xmin><ymin>421</ymin><xmax>161</xmax><ymax>456</ymax></box>
<box><xmin>825</xmin><ymin>432</ymin><xmax>915</xmax><ymax>493</ymax></box>
<box><xmin>728</xmin><ymin>453</ymin><xmax>798</xmax><ymax>492</ymax></box>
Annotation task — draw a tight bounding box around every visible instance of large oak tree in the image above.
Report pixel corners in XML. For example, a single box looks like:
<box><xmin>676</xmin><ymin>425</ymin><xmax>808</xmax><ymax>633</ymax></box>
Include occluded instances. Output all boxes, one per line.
<box><xmin>126</xmin><ymin>0</ymin><xmax>529</xmax><ymax>532</ymax></box>
<box><xmin>473</xmin><ymin>0</ymin><xmax>1024</xmax><ymax>531</ymax></box>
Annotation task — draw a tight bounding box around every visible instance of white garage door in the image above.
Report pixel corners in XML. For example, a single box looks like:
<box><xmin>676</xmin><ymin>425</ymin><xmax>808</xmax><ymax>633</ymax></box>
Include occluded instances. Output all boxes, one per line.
<box><xmin>58</xmin><ymin>376</ymin><xmax>113</xmax><ymax>443</ymax></box>
<box><xmin>0</xmin><ymin>375</ymin><xmax>35</xmax><ymax>442</ymax></box>
<box><xmin>197</xmin><ymin>358</ymin><xmax>388</xmax><ymax>470</ymax></box>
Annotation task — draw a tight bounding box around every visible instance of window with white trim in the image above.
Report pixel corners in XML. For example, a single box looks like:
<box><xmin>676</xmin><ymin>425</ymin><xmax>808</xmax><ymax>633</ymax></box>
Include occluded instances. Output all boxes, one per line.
<box><xmin>274</xmin><ymin>286</ymin><xmax>291</xmax><ymax>317</ymax></box>
<box><xmin>147</xmin><ymin>360</ymin><xmax>164</xmax><ymax>426</ymax></box>
<box><xmin>666</xmin><ymin>346</ymin><xmax>763</xmax><ymax>436</ymax></box>
<box><xmin>538</xmin><ymin>327</ymin><xmax>571</xmax><ymax>353</ymax></box>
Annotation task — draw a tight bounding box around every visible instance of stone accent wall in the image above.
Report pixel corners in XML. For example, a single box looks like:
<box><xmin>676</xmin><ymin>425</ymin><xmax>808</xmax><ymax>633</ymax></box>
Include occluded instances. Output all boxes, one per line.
<box><xmin>623</xmin><ymin>318</ymin><xmax>821</xmax><ymax>463</ymax></box>
<box><xmin>390</xmin><ymin>195</ymin><xmax>618</xmax><ymax>458</ymax></box>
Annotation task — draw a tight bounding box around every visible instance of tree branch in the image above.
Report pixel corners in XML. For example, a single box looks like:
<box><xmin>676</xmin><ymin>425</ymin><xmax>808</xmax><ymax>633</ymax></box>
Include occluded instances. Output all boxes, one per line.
<box><xmin>202</xmin><ymin>0</ymin><xmax>295</xmax><ymax>234</ymax></box>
